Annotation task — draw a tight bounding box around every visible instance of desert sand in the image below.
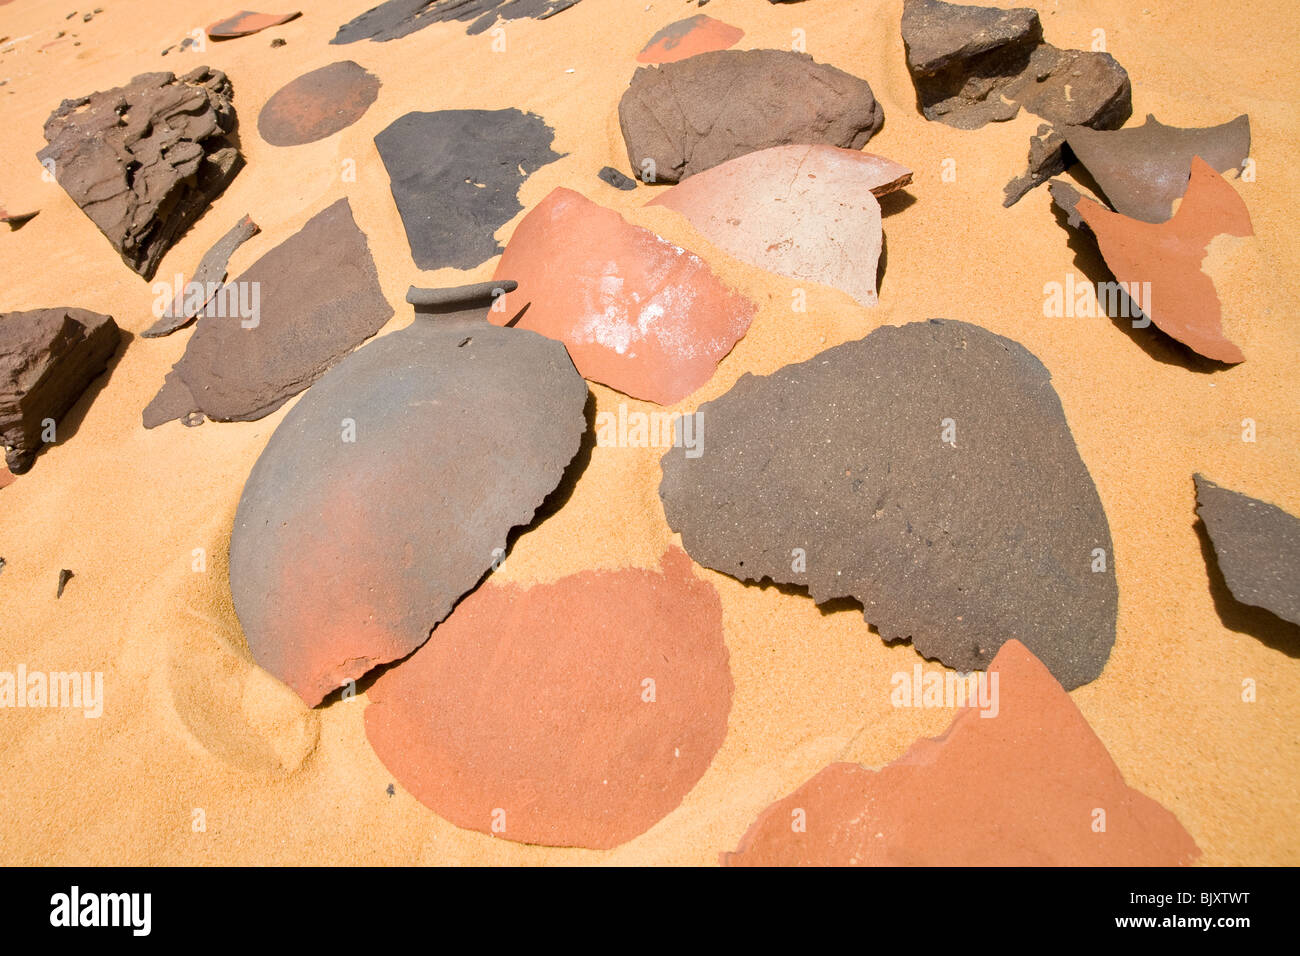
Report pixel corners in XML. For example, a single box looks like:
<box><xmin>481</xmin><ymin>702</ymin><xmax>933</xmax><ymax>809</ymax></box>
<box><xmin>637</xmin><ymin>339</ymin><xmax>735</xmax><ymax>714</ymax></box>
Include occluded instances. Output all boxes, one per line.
<box><xmin>1</xmin><ymin>0</ymin><xmax>1297</xmax><ymax>865</ymax></box>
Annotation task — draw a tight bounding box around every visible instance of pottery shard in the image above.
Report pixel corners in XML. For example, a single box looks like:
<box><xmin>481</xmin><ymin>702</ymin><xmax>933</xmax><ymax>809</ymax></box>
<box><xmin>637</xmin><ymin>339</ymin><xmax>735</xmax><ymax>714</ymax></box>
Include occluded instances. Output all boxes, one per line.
<box><xmin>490</xmin><ymin>187</ymin><xmax>756</xmax><ymax>405</ymax></box>
<box><xmin>364</xmin><ymin>548</ymin><xmax>732</xmax><ymax>848</ymax></box>
<box><xmin>142</xmin><ymin>198</ymin><xmax>392</xmax><ymax>428</ymax></box>
<box><xmin>0</xmin><ymin>308</ymin><xmax>120</xmax><ymax>474</ymax></box>
<box><xmin>1050</xmin><ymin>157</ymin><xmax>1252</xmax><ymax>364</ymax></box>
<box><xmin>1</xmin><ymin>206</ymin><xmax>38</xmax><ymax>228</ymax></box>
<box><xmin>1065</xmin><ymin>114</ymin><xmax>1252</xmax><ymax>224</ymax></box>
<box><xmin>142</xmin><ymin>215</ymin><xmax>260</xmax><ymax>338</ymax></box>
<box><xmin>207</xmin><ymin>10</ymin><xmax>302</xmax><ymax>38</ymax></box>
<box><xmin>724</xmin><ymin>640</ymin><xmax>1201</xmax><ymax>866</ymax></box>
<box><xmin>660</xmin><ymin>318</ymin><xmax>1118</xmax><ymax>689</ymax></box>
<box><xmin>618</xmin><ymin>49</ymin><xmax>884</xmax><ymax>184</ymax></box>
<box><xmin>637</xmin><ymin>14</ymin><xmax>744</xmax><ymax>64</ymax></box>
<box><xmin>258</xmin><ymin>61</ymin><xmax>380</xmax><ymax>147</ymax></box>
<box><xmin>648</xmin><ymin>145</ymin><xmax>911</xmax><ymax>307</ymax></box>
<box><xmin>37</xmin><ymin>67</ymin><xmax>242</xmax><ymax>281</ymax></box>
<box><xmin>229</xmin><ymin>282</ymin><xmax>588</xmax><ymax>706</ymax></box>
<box><xmin>375</xmin><ymin>109</ymin><xmax>564</xmax><ymax>270</ymax></box>
<box><xmin>1195</xmin><ymin>475</ymin><xmax>1300</xmax><ymax>628</ymax></box>
<box><xmin>332</xmin><ymin>0</ymin><xmax>584</xmax><ymax>43</ymax></box>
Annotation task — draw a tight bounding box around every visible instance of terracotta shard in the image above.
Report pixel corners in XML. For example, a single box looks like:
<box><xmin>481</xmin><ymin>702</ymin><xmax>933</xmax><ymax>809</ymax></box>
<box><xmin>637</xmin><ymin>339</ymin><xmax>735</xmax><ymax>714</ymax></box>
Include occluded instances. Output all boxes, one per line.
<box><xmin>1</xmin><ymin>308</ymin><xmax>121</xmax><ymax>474</ymax></box>
<box><xmin>207</xmin><ymin>10</ymin><xmax>302</xmax><ymax>38</ymax></box>
<box><xmin>229</xmin><ymin>282</ymin><xmax>588</xmax><ymax>706</ymax></box>
<box><xmin>1049</xmin><ymin>157</ymin><xmax>1252</xmax><ymax>364</ymax></box>
<box><xmin>637</xmin><ymin>14</ymin><xmax>743</xmax><ymax>64</ymax></box>
<box><xmin>1195</xmin><ymin>475</ymin><xmax>1300</xmax><ymax>628</ymax></box>
<box><xmin>37</xmin><ymin>67</ymin><xmax>242</xmax><ymax>280</ymax></box>
<box><xmin>724</xmin><ymin>640</ymin><xmax>1201</xmax><ymax>866</ymax></box>
<box><xmin>142</xmin><ymin>215</ymin><xmax>260</xmax><ymax>339</ymax></box>
<box><xmin>648</xmin><ymin>145</ymin><xmax>911</xmax><ymax>307</ymax></box>
<box><xmin>1065</xmin><ymin>114</ymin><xmax>1252</xmax><ymax>224</ymax></box>
<box><xmin>375</xmin><ymin>109</ymin><xmax>563</xmax><ymax>270</ymax></box>
<box><xmin>660</xmin><ymin>318</ymin><xmax>1117</xmax><ymax>689</ymax></box>
<box><xmin>364</xmin><ymin>548</ymin><xmax>732</xmax><ymax>848</ymax></box>
<box><xmin>332</xmin><ymin>0</ymin><xmax>584</xmax><ymax>43</ymax></box>
<box><xmin>1</xmin><ymin>206</ymin><xmax>38</xmax><ymax>229</ymax></box>
<box><xmin>142</xmin><ymin>198</ymin><xmax>392</xmax><ymax>428</ymax></box>
<box><xmin>619</xmin><ymin>50</ymin><xmax>884</xmax><ymax>184</ymax></box>
<box><xmin>490</xmin><ymin>187</ymin><xmax>756</xmax><ymax>405</ymax></box>
<box><xmin>258</xmin><ymin>61</ymin><xmax>380</xmax><ymax>147</ymax></box>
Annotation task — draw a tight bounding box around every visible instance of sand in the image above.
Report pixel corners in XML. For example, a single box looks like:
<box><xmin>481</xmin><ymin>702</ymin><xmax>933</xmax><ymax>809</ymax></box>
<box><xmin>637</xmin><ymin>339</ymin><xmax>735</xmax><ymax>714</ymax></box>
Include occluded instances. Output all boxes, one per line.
<box><xmin>0</xmin><ymin>0</ymin><xmax>1296</xmax><ymax>865</ymax></box>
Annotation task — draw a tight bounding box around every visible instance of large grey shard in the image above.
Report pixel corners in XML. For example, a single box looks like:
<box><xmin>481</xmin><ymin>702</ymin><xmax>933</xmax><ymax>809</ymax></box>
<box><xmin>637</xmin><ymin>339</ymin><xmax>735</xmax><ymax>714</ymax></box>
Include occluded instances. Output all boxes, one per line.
<box><xmin>1194</xmin><ymin>474</ymin><xmax>1300</xmax><ymax>628</ymax></box>
<box><xmin>375</xmin><ymin>109</ymin><xmax>564</xmax><ymax>270</ymax></box>
<box><xmin>659</xmin><ymin>319</ymin><xmax>1118</xmax><ymax>689</ymax></box>
<box><xmin>332</xmin><ymin>0</ymin><xmax>584</xmax><ymax>43</ymax></box>
<box><xmin>228</xmin><ymin>280</ymin><xmax>589</xmax><ymax>706</ymax></box>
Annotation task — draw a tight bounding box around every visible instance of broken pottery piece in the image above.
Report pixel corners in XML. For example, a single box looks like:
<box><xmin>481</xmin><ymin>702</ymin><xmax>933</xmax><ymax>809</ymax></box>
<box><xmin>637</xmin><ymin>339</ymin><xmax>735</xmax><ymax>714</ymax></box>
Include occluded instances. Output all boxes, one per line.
<box><xmin>1</xmin><ymin>308</ymin><xmax>121</xmax><ymax>474</ymax></box>
<box><xmin>1002</xmin><ymin>123</ymin><xmax>1068</xmax><ymax>207</ymax></box>
<box><xmin>258</xmin><ymin>61</ymin><xmax>380</xmax><ymax>147</ymax></box>
<box><xmin>207</xmin><ymin>10</ymin><xmax>302</xmax><ymax>38</ymax></box>
<box><xmin>364</xmin><ymin>547</ymin><xmax>732</xmax><ymax>848</ymax></box>
<box><xmin>619</xmin><ymin>49</ymin><xmax>884</xmax><ymax>184</ymax></box>
<box><xmin>1194</xmin><ymin>475</ymin><xmax>1300</xmax><ymax>627</ymax></box>
<box><xmin>724</xmin><ymin>640</ymin><xmax>1201</xmax><ymax>866</ymax></box>
<box><xmin>490</xmin><ymin>187</ymin><xmax>756</xmax><ymax>405</ymax></box>
<box><xmin>637</xmin><ymin>14</ymin><xmax>743</xmax><ymax>64</ymax></box>
<box><xmin>229</xmin><ymin>280</ymin><xmax>588</xmax><ymax>706</ymax></box>
<box><xmin>1050</xmin><ymin>157</ymin><xmax>1252</xmax><ymax>363</ymax></box>
<box><xmin>598</xmin><ymin>166</ymin><xmax>638</xmax><ymax>191</ymax></box>
<box><xmin>375</xmin><ymin>109</ymin><xmax>564</xmax><ymax>270</ymax></box>
<box><xmin>142</xmin><ymin>215</ymin><xmax>260</xmax><ymax>338</ymax></box>
<box><xmin>648</xmin><ymin>145</ymin><xmax>911</xmax><ymax>307</ymax></box>
<box><xmin>1</xmin><ymin>206</ymin><xmax>38</xmax><ymax>229</ymax></box>
<box><xmin>142</xmin><ymin>198</ymin><xmax>392</xmax><ymax>428</ymax></box>
<box><xmin>660</xmin><ymin>318</ymin><xmax>1118</xmax><ymax>689</ymax></box>
<box><xmin>37</xmin><ymin>67</ymin><xmax>242</xmax><ymax>280</ymax></box>
<box><xmin>56</xmin><ymin>569</ymin><xmax>73</xmax><ymax>598</ymax></box>
<box><xmin>333</xmin><ymin>0</ymin><xmax>584</xmax><ymax>43</ymax></box>
<box><xmin>1065</xmin><ymin>114</ymin><xmax>1252</xmax><ymax>224</ymax></box>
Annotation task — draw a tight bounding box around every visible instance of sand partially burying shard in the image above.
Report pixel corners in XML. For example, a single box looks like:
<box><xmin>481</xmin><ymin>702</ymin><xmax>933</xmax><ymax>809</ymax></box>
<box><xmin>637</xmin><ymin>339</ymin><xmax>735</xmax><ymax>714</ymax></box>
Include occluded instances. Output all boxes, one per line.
<box><xmin>725</xmin><ymin>640</ymin><xmax>1201</xmax><ymax>866</ymax></box>
<box><xmin>364</xmin><ymin>548</ymin><xmax>733</xmax><ymax>849</ymax></box>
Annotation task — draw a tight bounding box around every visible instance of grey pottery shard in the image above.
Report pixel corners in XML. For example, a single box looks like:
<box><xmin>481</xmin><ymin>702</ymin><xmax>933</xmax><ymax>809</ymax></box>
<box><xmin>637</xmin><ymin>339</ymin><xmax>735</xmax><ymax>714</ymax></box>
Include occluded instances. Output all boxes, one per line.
<box><xmin>142</xmin><ymin>214</ymin><xmax>260</xmax><ymax>338</ymax></box>
<box><xmin>142</xmin><ymin>198</ymin><xmax>392</xmax><ymax>428</ymax></box>
<box><xmin>659</xmin><ymin>319</ymin><xmax>1118</xmax><ymax>690</ymax></box>
<box><xmin>375</xmin><ymin>109</ymin><xmax>564</xmax><ymax>270</ymax></box>
<box><xmin>228</xmin><ymin>280</ymin><xmax>588</xmax><ymax>706</ymax></box>
<box><xmin>1194</xmin><ymin>475</ymin><xmax>1300</xmax><ymax>628</ymax></box>
<box><xmin>618</xmin><ymin>50</ymin><xmax>884</xmax><ymax>184</ymax></box>
<box><xmin>37</xmin><ymin>67</ymin><xmax>242</xmax><ymax>280</ymax></box>
<box><xmin>332</xmin><ymin>0</ymin><xmax>584</xmax><ymax>43</ymax></box>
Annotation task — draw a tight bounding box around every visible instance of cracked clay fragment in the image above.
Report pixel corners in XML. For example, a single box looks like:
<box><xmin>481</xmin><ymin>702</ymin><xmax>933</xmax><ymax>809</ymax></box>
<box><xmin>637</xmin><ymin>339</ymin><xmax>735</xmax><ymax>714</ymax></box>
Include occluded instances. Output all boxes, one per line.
<box><xmin>375</xmin><ymin>109</ymin><xmax>564</xmax><ymax>270</ymax></box>
<box><xmin>142</xmin><ymin>198</ymin><xmax>392</xmax><ymax>428</ymax></box>
<box><xmin>364</xmin><ymin>547</ymin><xmax>732</xmax><ymax>848</ymax></box>
<box><xmin>490</xmin><ymin>187</ymin><xmax>756</xmax><ymax>405</ymax></box>
<box><xmin>229</xmin><ymin>280</ymin><xmax>589</xmax><ymax>706</ymax></box>
<box><xmin>619</xmin><ymin>50</ymin><xmax>884</xmax><ymax>184</ymax></box>
<box><xmin>637</xmin><ymin>15</ymin><xmax>743</xmax><ymax>64</ymax></box>
<box><xmin>724</xmin><ymin>640</ymin><xmax>1201</xmax><ymax>866</ymax></box>
<box><xmin>1065</xmin><ymin>114</ymin><xmax>1251</xmax><ymax>224</ymax></box>
<box><xmin>659</xmin><ymin>318</ymin><xmax>1118</xmax><ymax>689</ymax></box>
<box><xmin>1195</xmin><ymin>474</ymin><xmax>1300</xmax><ymax>628</ymax></box>
<box><xmin>332</xmin><ymin>0</ymin><xmax>584</xmax><ymax>43</ymax></box>
<box><xmin>207</xmin><ymin>11</ymin><xmax>302</xmax><ymax>39</ymax></box>
<box><xmin>142</xmin><ymin>215</ymin><xmax>260</xmax><ymax>338</ymax></box>
<box><xmin>258</xmin><ymin>61</ymin><xmax>380</xmax><ymax>147</ymax></box>
<box><xmin>648</xmin><ymin>145</ymin><xmax>911</xmax><ymax>307</ymax></box>
<box><xmin>1050</xmin><ymin>157</ymin><xmax>1253</xmax><ymax>363</ymax></box>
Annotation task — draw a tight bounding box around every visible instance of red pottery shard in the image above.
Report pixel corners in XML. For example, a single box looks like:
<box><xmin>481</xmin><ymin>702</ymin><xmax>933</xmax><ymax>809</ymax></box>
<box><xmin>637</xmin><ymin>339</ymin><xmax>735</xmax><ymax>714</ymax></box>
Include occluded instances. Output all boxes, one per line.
<box><xmin>648</xmin><ymin>145</ymin><xmax>911</xmax><ymax>307</ymax></box>
<box><xmin>725</xmin><ymin>639</ymin><xmax>1201</xmax><ymax>866</ymax></box>
<box><xmin>258</xmin><ymin>61</ymin><xmax>380</xmax><ymax>147</ymax></box>
<box><xmin>490</xmin><ymin>187</ymin><xmax>756</xmax><ymax>404</ymax></box>
<box><xmin>364</xmin><ymin>548</ymin><xmax>733</xmax><ymax>849</ymax></box>
<box><xmin>207</xmin><ymin>11</ymin><xmax>302</xmax><ymax>39</ymax></box>
<box><xmin>1050</xmin><ymin>157</ymin><xmax>1252</xmax><ymax>364</ymax></box>
<box><xmin>637</xmin><ymin>15</ymin><xmax>744</xmax><ymax>64</ymax></box>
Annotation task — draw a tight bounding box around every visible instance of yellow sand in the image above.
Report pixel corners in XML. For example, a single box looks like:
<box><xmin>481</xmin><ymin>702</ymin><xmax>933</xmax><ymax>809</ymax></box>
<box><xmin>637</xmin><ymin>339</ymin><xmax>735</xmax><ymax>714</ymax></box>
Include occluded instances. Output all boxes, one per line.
<box><xmin>1</xmin><ymin>0</ymin><xmax>1296</xmax><ymax>865</ymax></box>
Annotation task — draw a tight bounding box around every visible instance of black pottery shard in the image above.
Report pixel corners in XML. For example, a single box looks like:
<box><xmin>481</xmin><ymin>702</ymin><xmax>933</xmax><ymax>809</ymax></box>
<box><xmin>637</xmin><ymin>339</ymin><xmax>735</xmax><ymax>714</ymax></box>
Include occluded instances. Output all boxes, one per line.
<box><xmin>37</xmin><ymin>67</ymin><xmax>242</xmax><ymax>280</ymax></box>
<box><xmin>142</xmin><ymin>215</ymin><xmax>261</xmax><ymax>338</ymax></box>
<box><xmin>375</xmin><ymin>109</ymin><xmax>563</xmax><ymax>270</ymax></box>
<box><xmin>332</xmin><ymin>0</ymin><xmax>584</xmax><ymax>43</ymax></box>
<box><xmin>228</xmin><ymin>280</ymin><xmax>589</xmax><ymax>706</ymax></box>
<box><xmin>659</xmin><ymin>318</ymin><xmax>1118</xmax><ymax>690</ymax></box>
<box><xmin>1065</xmin><ymin>115</ymin><xmax>1252</xmax><ymax>224</ymax></box>
<box><xmin>598</xmin><ymin>166</ymin><xmax>638</xmax><ymax>191</ymax></box>
<box><xmin>1194</xmin><ymin>474</ymin><xmax>1300</xmax><ymax>628</ymax></box>
<box><xmin>142</xmin><ymin>198</ymin><xmax>392</xmax><ymax>428</ymax></box>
